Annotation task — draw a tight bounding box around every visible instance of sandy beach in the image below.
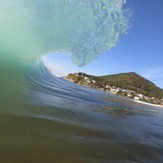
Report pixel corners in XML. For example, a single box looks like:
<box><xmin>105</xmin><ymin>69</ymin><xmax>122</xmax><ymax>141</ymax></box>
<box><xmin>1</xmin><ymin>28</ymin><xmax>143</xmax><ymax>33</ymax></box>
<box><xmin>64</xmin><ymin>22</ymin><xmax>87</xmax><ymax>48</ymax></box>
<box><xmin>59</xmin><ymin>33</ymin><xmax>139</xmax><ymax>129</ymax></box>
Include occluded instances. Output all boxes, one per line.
<box><xmin>134</xmin><ymin>100</ymin><xmax>163</xmax><ymax>108</ymax></box>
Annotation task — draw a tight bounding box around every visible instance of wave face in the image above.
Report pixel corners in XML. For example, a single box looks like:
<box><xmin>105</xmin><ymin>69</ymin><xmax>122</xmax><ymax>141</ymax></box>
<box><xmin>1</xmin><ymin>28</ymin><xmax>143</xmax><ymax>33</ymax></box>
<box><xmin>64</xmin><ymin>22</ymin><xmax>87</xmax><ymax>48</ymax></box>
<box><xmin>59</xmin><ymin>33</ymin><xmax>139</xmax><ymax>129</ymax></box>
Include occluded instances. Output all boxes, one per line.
<box><xmin>1</xmin><ymin>0</ymin><xmax>163</xmax><ymax>162</ymax></box>
<box><xmin>1</xmin><ymin>60</ymin><xmax>163</xmax><ymax>163</ymax></box>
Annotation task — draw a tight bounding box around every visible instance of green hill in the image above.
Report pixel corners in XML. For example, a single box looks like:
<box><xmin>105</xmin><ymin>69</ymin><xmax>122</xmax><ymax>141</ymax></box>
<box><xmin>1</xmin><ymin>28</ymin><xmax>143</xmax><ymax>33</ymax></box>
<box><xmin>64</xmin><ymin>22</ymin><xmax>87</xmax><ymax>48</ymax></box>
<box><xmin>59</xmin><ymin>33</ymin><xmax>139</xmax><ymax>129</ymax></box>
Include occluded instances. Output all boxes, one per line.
<box><xmin>100</xmin><ymin>72</ymin><xmax>163</xmax><ymax>98</ymax></box>
<box><xmin>68</xmin><ymin>72</ymin><xmax>163</xmax><ymax>99</ymax></box>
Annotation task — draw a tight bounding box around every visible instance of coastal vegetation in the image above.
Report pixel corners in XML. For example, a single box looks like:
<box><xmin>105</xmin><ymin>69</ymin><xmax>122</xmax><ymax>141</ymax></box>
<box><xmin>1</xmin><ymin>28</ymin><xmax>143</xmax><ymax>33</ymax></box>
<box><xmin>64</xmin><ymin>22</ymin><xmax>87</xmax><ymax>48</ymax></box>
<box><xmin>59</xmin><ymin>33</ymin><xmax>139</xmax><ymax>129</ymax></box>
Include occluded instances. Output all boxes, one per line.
<box><xmin>65</xmin><ymin>72</ymin><xmax>163</xmax><ymax>105</ymax></box>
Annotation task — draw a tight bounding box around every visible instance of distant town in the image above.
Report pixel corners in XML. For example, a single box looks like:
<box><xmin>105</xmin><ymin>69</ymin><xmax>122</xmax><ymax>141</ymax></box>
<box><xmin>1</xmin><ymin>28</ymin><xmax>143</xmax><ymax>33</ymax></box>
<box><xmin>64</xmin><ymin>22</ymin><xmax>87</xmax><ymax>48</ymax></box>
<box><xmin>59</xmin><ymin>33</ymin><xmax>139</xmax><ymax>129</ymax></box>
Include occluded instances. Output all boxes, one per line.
<box><xmin>65</xmin><ymin>72</ymin><xmax>163</xmax><ymax>106</ymax></box>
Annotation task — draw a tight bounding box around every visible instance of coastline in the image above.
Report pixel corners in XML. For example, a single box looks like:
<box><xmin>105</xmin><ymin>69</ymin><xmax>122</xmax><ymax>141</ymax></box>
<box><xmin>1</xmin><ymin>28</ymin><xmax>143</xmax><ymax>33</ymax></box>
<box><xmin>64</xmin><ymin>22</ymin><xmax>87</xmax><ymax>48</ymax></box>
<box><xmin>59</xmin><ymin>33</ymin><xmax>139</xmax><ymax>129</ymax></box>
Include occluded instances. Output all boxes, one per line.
<box><xmin>134</xmin><ymin>99</ymin><xmax>163</xmax><ymax>108</ymax></box>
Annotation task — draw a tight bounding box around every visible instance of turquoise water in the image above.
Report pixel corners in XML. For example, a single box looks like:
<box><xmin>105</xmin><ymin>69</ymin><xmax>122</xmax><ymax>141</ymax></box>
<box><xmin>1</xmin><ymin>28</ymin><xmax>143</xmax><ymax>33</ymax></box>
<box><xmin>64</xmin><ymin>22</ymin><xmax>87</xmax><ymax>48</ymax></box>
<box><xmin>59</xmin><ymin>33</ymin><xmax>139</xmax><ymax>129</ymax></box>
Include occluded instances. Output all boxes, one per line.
<box><xmin>1</xmin><ymin>1</ymin><xmax>163</xmax><ymax>162</ymax></box>
<box><xmin>0</xmin><ymin>0</ymin><xmax>129</xmax><ymax>107</ymax></box>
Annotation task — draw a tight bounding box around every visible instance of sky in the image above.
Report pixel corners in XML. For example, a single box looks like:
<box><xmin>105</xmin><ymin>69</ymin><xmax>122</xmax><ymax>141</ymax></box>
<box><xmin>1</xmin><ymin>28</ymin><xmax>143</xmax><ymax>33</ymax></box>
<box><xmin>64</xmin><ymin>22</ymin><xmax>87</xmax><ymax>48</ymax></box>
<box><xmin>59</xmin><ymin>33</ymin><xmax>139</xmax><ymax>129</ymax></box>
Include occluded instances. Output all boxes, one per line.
<box><xmin>43</xmin><ymin>0</ymin><xmax>163</xmax><ymax>88</ymax></box>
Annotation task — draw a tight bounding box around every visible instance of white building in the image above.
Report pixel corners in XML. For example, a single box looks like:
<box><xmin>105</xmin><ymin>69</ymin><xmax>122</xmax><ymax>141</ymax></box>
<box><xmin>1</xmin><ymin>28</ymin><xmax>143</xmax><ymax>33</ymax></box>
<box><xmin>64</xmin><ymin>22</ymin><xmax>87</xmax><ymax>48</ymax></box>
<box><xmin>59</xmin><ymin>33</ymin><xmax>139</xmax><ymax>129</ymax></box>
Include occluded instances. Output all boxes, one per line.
<box><xmin>92</xmin><ymin>80</ymin><xmax>96</xmax><ymax>84</ymax></box>
<box><xmin>137</xmin><ymin>94</ymin><xmax>143</xmax><ymax>98</ymax></box>
<box><xmin>84</xmin><ymin>77</ymin><xmax>88</xmax><ymax>80</ymax></box>
<box><xmin>134</xmin><ymin>97</ymin><xmax>140</xmax><ymax>100</ymax></box>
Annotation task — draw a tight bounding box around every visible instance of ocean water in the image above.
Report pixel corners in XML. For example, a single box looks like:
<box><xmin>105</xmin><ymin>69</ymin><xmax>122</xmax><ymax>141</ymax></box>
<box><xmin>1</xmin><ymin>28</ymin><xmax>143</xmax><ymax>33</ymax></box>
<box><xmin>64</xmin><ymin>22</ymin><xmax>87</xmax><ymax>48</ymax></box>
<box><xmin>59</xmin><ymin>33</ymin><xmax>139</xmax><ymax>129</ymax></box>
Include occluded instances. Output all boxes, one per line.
<box><xmin>1</xmin><ymin>0</ymin><xmax>163</xmax><ymax>162</ymax></box>
<box><xmin>0</xmin><ymin>60</ymin><xmax>163</xmax><ymax>162</ymax></box>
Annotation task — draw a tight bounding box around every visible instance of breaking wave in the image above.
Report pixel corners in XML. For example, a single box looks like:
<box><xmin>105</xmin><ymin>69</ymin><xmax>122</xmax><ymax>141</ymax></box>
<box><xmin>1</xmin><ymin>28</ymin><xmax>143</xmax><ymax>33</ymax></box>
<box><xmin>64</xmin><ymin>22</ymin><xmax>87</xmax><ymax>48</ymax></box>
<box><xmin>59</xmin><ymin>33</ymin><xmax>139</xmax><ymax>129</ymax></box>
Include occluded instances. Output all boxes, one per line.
<box><xmin>0</xmin><ymin>1</ymin><xmax>163</xmax><ymax>162</ymax></box>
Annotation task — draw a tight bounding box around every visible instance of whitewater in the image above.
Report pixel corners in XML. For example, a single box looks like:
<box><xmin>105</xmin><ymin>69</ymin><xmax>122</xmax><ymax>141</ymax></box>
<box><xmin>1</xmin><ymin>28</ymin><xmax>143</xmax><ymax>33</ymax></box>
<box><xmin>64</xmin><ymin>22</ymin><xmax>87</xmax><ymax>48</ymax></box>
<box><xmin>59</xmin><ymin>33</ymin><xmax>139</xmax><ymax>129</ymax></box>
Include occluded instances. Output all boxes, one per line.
<box><xmin>0</xmin><ymin>0</ymin><xmax>163</xmax><ymax>162</ymax></box>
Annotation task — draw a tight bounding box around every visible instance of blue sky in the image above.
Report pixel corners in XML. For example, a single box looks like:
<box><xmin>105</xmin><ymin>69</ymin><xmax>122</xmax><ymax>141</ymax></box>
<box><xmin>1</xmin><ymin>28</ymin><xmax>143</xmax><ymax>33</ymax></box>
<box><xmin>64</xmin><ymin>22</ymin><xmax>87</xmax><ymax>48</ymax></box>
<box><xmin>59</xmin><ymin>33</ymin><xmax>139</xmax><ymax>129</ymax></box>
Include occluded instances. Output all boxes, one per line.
<box><xmin>44</xmin><ymin>0</ymin><xmax>163</xmax><ymax>88</ymax></box>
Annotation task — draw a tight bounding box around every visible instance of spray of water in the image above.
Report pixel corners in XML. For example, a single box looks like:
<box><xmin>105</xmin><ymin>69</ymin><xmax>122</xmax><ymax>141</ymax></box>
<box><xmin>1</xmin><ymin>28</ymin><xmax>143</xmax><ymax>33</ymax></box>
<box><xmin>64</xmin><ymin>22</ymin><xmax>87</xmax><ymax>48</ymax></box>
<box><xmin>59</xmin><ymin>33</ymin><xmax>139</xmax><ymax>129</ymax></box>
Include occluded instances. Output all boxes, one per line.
<box><xmin>0</xmin><ymin>0</ymin><xmax>130</xmax><ymax>66</ymax></box>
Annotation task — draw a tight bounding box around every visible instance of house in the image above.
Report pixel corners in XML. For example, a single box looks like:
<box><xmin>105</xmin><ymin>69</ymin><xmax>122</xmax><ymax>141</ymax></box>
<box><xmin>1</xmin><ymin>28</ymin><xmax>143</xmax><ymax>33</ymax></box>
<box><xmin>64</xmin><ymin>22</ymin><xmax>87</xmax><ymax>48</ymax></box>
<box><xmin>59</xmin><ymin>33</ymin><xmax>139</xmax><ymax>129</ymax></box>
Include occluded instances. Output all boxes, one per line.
<box><xmin>87</xmin><ymin>80</ymin><xmax>91</xmax><ymax>83</ymax></box>
<box><xmin>137</xmin><ymin>94</ymin><xmax>143</xmax><ymax>99</ymax></box>
<box><xmin>92</xmin><ymin>80</ymin><xmax>96</xmax><ymax>84</ymax></box>
<box><xmin>127</xmin><ymin>93</ymin><xmax>133</xmax><ymax>97</ymax></box>
<box><xmin>105</xmin><ymin>85</ymin><xmax>109</xmax><ymax>88</ymax></box>
<box><xmin>84</xmin><ymin>77</ymin><xmax>89</xmax><ymax>80</ymax></box>
<box><xmin>134</xmin><ymin>97</ymin><xmax>140</xmax><ymax>100</ymax></box>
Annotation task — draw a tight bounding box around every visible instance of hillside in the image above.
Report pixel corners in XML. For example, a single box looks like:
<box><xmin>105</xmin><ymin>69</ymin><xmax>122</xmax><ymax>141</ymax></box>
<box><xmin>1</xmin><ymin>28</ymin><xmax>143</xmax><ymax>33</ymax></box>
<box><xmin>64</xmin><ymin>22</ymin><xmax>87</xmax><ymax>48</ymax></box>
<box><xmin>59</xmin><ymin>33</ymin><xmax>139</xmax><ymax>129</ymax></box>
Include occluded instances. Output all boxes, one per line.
<box><xmin>100</xmin><ymin>72</ymin><xmax>163</xmax><ymax>99</ymax></box>
<box><xmin>66</xmin><ymin>72</ymin><xmax>163</xmax><ymax>99</ymax></box>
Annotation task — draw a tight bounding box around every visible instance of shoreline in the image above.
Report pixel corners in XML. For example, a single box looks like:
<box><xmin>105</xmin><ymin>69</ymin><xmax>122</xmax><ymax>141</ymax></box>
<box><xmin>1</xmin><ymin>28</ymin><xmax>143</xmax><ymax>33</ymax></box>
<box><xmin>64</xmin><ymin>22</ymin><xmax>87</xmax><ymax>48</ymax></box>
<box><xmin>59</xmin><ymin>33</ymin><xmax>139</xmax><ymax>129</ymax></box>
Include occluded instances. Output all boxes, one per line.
<box><xmin>65</xmin><ymin>73</ymin><xmax>163</xmax><ymax>107</ymax></box>
<box><xmin>134</xmin><ymin>99</ymin><xmax>163</xmax><ymax>108</ymax></box>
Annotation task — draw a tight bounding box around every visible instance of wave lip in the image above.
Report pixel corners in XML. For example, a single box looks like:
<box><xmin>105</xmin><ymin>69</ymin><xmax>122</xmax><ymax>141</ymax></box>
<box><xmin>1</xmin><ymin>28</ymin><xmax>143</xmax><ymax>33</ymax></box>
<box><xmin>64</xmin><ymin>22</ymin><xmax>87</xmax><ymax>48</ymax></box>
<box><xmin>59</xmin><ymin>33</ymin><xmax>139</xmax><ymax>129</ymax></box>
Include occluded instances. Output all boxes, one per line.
<box><xmin>0</xmin><ymin>0</ymin><xmax>130</xmax><ymax>66</ymax></box>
